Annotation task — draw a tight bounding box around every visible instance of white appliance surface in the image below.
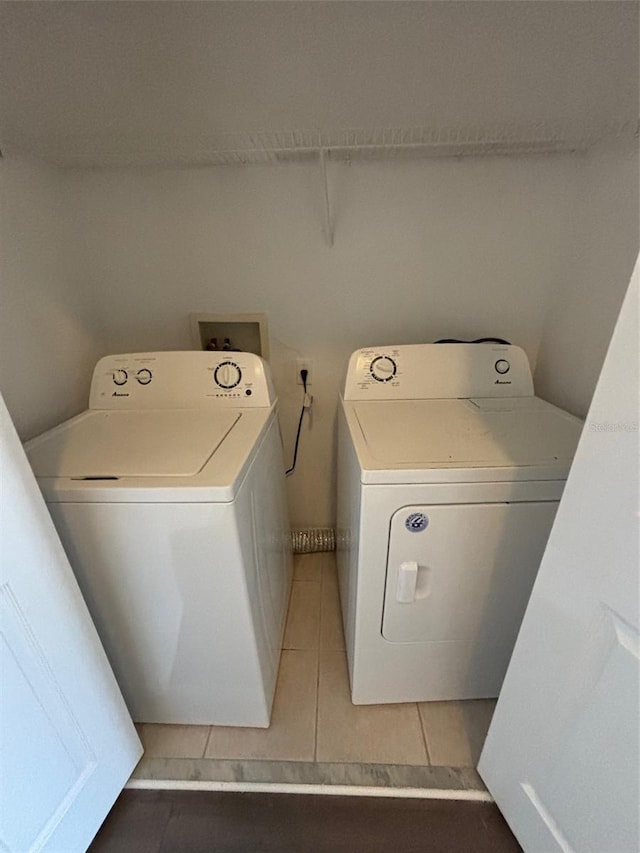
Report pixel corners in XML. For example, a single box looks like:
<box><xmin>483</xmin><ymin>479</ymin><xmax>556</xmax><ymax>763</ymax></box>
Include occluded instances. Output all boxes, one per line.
<box><xmin>349</xmin><ymin>396</ymin><xmax>580</xmax><ymax>481</ymax></box>
<box><xmin>26</xmin><ymin>352</ymin><xmax>293</xmax><ymax>726</ymax></box>
<box><xmin>343</xmin><ymin>342</ymin><xmax>535</xmax><ymax>400</ymax></box>
<box><xmin>336</xmin><ymin>343</ymin><xmax>582</xmax><ymax>705</ymax></box>
<box><xmin>26</xmin><ymin>409</ymin><xmax>240</xmax><ymax>478</ymax></box>
<box><xmin>26</xmin><ymin>351</ymin><xmax>279</xmax><ymax>502</ymax></box>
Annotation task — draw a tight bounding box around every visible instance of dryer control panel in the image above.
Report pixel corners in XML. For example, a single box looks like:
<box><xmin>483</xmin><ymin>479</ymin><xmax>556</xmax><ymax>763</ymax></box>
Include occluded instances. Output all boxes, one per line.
<box><xmin>90</xmin><ymin>351</ymin><xmax>276</xmax><ymax>409</ymax></box>
<box><xmin>343</xmin><ymin>344</ymin><xmax>534</xmax><ymax>400</ymax></box>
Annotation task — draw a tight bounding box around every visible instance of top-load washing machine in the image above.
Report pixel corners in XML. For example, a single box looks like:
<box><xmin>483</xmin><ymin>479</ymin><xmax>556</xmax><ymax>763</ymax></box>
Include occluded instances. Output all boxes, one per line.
<box><xmin>337</xmin><ymin>343</ymin><xmax>582</xmax><ymax>705</ymax></box>
<box><xmin>26</xmin><ymin>351</ymin><xmax>292</xmax><ymax>726</ymax></box>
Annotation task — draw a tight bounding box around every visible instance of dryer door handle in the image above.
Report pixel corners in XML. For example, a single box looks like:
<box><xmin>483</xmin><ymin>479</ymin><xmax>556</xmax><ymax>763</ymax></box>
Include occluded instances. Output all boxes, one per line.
<box><xmin>396</xmin><ymin>561</ymin><xmax>419</xmax><ymax>603</ymax></box>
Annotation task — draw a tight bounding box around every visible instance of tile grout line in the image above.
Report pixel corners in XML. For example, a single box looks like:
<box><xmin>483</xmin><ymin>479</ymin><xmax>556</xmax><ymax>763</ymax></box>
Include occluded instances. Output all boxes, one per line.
<box><xmin>202</xmin><ymin>725</ymin><xmax>213</xmax><ymax>760</ymax></box>
<box><xmin>318</xmin><ymin>557</ymin><xmax>326</xmax><ymax>651</ymax></box>
<box><xmin>316</xmin><ymin>565</ymin><xmax>323</xmax><ymax>648</ymax></box>
<box><xmin>313</xmin><ymin>651</ymin><xmax>321</xmax><ymax>761</ymax></box>
<box><xmin>417</xmin><ymin>704</ymin><xmax>432</xmax><ymax>765</ymax></box>
<box><xmin>313</xmin><ymin>561</ymin><xmax>326</xmax><ymax>761</ymax></box>
<box><xmin>313</xmin><ymin>560</ymin><xmax>326</xmax><ymax>763</ymax></box>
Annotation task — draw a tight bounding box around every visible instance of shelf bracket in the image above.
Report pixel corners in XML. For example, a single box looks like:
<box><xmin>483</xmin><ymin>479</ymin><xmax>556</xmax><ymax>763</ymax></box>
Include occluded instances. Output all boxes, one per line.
<box><xmin>319</xmin><ymin>148</ymin><xmax>334</xmax><ymax>247</ymax></box>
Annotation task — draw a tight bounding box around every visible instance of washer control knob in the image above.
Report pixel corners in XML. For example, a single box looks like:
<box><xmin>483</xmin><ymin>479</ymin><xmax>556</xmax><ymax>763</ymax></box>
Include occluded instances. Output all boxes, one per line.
<box><xmin>370</xmin><ymin>355</ymin><xmax>397</xmax><ymax>383</ymax></box>
<box><xmin>495</xmin><ymin>359</ymin><xmax>510</xmax><ymax>375</ymax></box>
<box><xmin>136</xmin><ymin>368</ymin><xmax>152</xmax><ymax>385</ymax></box>
<box><xmin>214</xmin><ymin>361</ymin><xmax>242</xmax><ymax>389</ymax></box>
<box><xmin>113</xmin><ymin>369</ymin><xmax>128</xmax><ymax>386</ymax></box>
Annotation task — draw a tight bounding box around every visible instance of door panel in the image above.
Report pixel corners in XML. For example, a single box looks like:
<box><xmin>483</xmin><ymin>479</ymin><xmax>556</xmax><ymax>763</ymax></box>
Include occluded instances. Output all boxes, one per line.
<box><xmin>0</xmin><ymin>587</ymin><xmax>98</xmax><ymax>853</ymax></box>
<box><xmin>0</xmin><ymin>395</ymin><xmax>141</xmax><ymax>852</ymax></box>
<box><xmin>383</xmin><ymin>502</ymin><xmax>558</xmax><ymax>644</ymax></box>
<box><xmin>514</xmin><ymin>609</ymin><xmax>638</xmax><ymax>853</ymax></box>
<box><xmin>478</xmin><ymin>260</ymin><xmax>639</xmax><ymax>852</ymax></box>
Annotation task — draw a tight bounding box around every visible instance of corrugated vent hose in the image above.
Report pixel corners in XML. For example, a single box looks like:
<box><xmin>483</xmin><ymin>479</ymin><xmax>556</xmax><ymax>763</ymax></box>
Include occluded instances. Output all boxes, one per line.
<box><xmin>291</xmin><ymin>528</ymin><xmax>336</xmax><ymax>554</ymax></box>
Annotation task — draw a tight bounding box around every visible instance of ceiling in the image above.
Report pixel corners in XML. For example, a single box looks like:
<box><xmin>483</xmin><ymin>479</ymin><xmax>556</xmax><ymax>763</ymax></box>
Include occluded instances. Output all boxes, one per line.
<box><xmin>0</xmin><ymin>1</ymin><xmax>638</xmax><ymax>166</ymax></box>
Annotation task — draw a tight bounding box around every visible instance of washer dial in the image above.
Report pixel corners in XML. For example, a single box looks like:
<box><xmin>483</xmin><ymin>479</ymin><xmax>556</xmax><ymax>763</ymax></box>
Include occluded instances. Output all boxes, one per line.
<box><xmin>136</xmin><ymin>368</ymin><xmax>153</xmax><ymax>385</ymax></box>
<box><xmin>214</xmin><ymin>361</ymin><xmax>242</xmax><ymax>389</ymax></box>
<box><xmin>113</xmin><ymin>369</ymin><xmax>128</xmax><ymax>386</ymax></box>
<box><xmin>370</xmin><ymin>355</ymin><xmax>397</xmax><ymax>382</ymax></box>
<box><xmin>494</xmin><ymin>359</ymin><xmax>511</xmax><ymax>375</ymax></box>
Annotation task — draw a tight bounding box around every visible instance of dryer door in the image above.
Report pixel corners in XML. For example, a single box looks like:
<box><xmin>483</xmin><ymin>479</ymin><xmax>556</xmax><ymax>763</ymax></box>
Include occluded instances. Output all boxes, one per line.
<box><xmin>382</xmin><ymin>502</ymin><xmax>558</xmax><ymax>649</ymax></box>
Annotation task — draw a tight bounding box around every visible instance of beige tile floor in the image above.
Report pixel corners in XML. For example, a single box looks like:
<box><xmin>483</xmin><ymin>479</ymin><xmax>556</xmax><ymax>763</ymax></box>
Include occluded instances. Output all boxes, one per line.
<box><xmin>137</xmin><ymin>553</ymin><xmax>496</xmax><ymax>768</ymax></box>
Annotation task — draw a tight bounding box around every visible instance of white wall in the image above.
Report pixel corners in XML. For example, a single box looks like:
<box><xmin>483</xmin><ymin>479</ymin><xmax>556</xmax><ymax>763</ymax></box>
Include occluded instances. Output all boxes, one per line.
<box><xmin>0</xmin><ymin>158</ymin><xmax>107</xmax><ymax>439</ymax></box>
<box><xmin>67</xmin><ymin>154</ymin><xmax>583</xmax><ymax>526</ymax></box>
<box><xmin>534</xmin><ymin>140</ymin><xmax>639</xmax><ymax>417</ymax></box>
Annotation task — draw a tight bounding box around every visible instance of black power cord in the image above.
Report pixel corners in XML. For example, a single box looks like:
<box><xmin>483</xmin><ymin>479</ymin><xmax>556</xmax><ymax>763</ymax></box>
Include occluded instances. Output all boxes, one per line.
<box><xmin>434</xmin><ymin>337</ymin><xmax>512</xmax><ymax>345</ymax></box>
<box><xmin>286</xmin><ymin>369</ymin><xmax>309</xmax><ymax>476</ymax></box>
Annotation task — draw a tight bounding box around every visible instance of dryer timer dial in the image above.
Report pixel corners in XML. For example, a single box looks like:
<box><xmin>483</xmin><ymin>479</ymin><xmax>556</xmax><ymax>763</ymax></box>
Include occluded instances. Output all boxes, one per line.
<box><xmin>370</xmin><ymin>355</ymin><xmax>397</xmax><ymax>383</ymax></box>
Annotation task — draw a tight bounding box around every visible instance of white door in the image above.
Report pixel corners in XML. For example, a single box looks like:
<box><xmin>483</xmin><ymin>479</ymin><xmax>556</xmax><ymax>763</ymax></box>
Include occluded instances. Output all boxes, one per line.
<box><xmin>478</xmin><ymin>260</ymin><xmax>639</xmax><ymax>852</ymax></box>
<box><xmin>0</xmin><ymin>394</ymin><xmax>142</xmax><ymax>853</ymax></box>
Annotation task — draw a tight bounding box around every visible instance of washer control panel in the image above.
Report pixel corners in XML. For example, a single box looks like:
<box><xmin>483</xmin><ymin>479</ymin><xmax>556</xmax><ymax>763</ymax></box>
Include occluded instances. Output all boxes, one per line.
<box><xmin>343</xmin><ymin>344</ymin><xmax>533</xmax><ymax>400</ymax></box>
<box><xmin>90</xmin><ymin>351</ymin><xmax>276</xmax><ymax>410</ymax></box>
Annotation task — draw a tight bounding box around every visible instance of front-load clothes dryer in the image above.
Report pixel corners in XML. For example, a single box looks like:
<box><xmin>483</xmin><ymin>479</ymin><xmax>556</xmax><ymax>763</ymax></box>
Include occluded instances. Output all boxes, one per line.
<box><xmin>26</xmin><ymin>351</ymin><xmax>292</xmax><ymax>726</ymax></box>
<box><xmin>337</xmin><ymin>343</ymin><xmax>582</xmax><ymax>705</ymax></box>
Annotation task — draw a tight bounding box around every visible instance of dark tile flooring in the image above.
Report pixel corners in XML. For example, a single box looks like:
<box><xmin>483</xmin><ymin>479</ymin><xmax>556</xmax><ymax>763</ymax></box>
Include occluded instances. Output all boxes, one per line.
<box><xmin>90</xmin><ymin>789</ymin><xmax>522</xmax><ymax>853</ymax></box>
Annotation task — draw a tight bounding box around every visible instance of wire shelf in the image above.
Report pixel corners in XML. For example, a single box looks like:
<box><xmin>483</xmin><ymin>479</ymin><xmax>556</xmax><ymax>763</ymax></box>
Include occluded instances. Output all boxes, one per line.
<box><xmin>39</xmin><ymin>118</ymin><xmax>637</xmax><ymax>168</ymax></box>
<box><xmin>174</xmin><ymin>119</ymin><xmax>639</xmax><ymax>166</ymax></box>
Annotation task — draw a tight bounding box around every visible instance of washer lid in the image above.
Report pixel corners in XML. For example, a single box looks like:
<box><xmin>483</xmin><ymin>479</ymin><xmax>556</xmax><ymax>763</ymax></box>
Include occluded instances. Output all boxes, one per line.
<box><xmin>27</xmin><ymin>410</ymin><xmax>241</xmax><ymax>478</ymax></box>
<box><xmin>351</xmin><ymin>397</ymin><xmax>581</xmax><ymax>470</ymax></box>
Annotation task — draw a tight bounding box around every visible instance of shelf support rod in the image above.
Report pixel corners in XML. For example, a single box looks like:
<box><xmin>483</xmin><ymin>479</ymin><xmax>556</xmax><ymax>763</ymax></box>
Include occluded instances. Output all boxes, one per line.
<box><xmin>319</xmin><ymin>148</ymin><xmax>333</xmax><ymax>247</ymax></box>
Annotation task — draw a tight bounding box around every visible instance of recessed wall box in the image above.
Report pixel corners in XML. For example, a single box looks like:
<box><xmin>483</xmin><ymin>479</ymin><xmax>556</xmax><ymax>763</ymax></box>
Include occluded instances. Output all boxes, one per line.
<box><xmin>190</xmin><ymin>313</ymin><xmax>269</xmax><ymax>361</ymax></box>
